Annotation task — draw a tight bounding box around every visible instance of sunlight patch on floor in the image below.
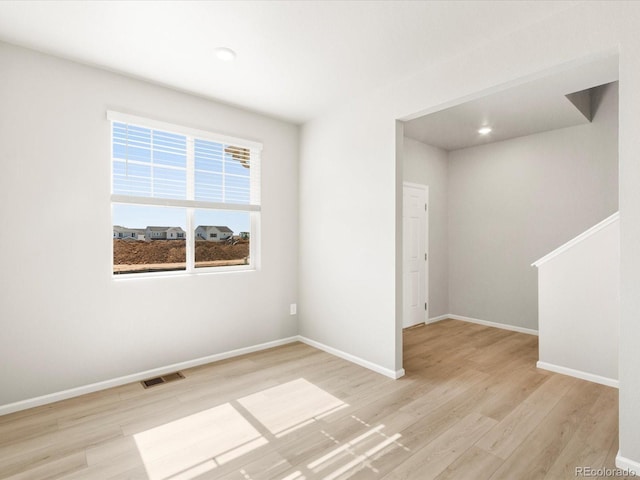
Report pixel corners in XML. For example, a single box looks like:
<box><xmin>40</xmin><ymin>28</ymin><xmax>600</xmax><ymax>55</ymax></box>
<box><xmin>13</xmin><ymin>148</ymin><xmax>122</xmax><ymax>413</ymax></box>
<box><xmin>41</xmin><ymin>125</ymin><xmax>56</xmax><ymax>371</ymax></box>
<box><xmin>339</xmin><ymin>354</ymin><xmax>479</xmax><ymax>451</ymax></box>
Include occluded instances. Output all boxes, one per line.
<box><xmin>305</xmin><ymin>416</ymin><xmax>409</xmax><ymax>479</ymax></box>
<box><xmin>132</xmin><ymin>378</ymin><xmax>369</xmax><ymax>480</ymax></box>
<box><xmin>280</xmin><ymin>471</ymin><xmax>306</xmax><ymax>480</ymax></box>
<box><xmin>134</xmin><ymin>402</ymin><xmax>267</xmax><ymax>480</ymax></box>
<box><xmin>238</xmin><ymin>378</ymin><xmax>348</xmax><ymax>437</ymax></box>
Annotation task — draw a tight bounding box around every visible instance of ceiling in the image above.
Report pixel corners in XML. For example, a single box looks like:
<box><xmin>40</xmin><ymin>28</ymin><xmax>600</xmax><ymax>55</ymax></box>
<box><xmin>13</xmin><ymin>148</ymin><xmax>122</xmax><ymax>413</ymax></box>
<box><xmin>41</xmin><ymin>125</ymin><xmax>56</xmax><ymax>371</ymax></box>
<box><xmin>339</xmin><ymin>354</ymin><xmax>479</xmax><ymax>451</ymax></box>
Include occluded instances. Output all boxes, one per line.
<box><xmin>403</xmin><ymin>56</ymin><xmax>619</xmax><ymax>151</ymax></box>
<box><xmin>0</xmin><ymin>1</ymin><xmax>580</xmax><ymax>124</ymax></box>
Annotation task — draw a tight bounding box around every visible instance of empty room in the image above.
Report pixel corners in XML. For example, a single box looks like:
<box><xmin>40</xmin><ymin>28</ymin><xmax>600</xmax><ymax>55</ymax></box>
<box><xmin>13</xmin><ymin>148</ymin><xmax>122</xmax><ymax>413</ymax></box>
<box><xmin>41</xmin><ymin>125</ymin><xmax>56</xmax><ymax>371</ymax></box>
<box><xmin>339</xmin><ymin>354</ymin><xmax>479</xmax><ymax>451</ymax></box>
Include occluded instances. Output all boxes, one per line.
<box><xmin>1</xmin><ymin>2</ymin><xmax>640</xmax><ymax>479</ymax></box>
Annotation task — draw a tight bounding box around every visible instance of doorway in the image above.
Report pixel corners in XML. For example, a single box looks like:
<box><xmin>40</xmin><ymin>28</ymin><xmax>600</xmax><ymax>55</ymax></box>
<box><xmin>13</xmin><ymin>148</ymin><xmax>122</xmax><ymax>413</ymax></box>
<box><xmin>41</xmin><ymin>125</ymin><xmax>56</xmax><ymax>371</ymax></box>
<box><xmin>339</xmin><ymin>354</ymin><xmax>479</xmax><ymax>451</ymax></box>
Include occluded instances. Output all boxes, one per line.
<box><xmin>398</xmin><ymin>55</ymin><xmax>619</xmax><ymax>373</ymax></box>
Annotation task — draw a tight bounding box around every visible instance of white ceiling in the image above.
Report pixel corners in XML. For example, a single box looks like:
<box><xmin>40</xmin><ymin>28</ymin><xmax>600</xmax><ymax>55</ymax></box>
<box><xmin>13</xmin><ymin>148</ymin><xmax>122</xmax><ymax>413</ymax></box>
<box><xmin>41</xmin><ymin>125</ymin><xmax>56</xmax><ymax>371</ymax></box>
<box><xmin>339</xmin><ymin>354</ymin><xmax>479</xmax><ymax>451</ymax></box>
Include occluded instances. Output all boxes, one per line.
<box><xmin>403</xmin><ymin>55</ymin><xmax>619</xmax><ymax>151</ymax></box>
<box><xmin>0</xmin><ymin>1</ymin><xmax>580</xmax><ymax>124</ymax></box>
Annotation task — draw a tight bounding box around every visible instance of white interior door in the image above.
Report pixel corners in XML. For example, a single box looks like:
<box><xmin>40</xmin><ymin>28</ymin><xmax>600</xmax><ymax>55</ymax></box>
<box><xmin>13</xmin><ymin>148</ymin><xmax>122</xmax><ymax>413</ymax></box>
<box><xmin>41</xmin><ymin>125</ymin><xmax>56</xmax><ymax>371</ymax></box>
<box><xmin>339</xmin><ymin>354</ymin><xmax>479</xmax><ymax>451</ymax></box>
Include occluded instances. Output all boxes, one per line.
<box><xmin>403</xmin><ymin>183</ymin><xmax>428</xmax><ymax>328</ymax></box>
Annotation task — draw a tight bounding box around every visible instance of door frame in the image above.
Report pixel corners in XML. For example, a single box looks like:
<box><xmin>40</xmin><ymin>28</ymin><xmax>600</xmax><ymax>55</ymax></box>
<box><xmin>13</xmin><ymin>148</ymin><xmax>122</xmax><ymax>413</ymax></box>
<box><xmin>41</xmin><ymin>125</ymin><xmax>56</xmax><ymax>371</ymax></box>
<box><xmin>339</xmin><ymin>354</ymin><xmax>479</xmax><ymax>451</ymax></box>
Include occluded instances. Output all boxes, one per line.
<box><xmin>402</xmin><ymin>181</ymin><xmax>429</xmax><ymax>326</ymax></box>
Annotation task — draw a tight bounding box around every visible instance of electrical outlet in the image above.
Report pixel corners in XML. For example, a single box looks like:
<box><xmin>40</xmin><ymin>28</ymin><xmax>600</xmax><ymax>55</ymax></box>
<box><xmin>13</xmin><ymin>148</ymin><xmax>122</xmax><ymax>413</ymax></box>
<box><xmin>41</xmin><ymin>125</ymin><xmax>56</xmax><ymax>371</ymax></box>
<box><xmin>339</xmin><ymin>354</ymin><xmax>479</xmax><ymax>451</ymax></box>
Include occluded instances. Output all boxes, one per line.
<box><xmin>290</xmin><ymin>303</ymin><xmax>297</xmax><ymax>315</ymax></box>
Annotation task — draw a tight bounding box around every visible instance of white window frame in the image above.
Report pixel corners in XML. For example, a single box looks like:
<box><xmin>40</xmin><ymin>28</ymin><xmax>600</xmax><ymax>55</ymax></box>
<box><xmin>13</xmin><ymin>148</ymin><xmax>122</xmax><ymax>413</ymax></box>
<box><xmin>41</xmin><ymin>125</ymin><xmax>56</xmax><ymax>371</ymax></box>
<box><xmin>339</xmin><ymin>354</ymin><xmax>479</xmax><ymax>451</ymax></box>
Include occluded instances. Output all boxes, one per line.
<box><xmin>108</xmin><ymin>111</ymin><xmax>262</xmax><ymax>278</ymax></box>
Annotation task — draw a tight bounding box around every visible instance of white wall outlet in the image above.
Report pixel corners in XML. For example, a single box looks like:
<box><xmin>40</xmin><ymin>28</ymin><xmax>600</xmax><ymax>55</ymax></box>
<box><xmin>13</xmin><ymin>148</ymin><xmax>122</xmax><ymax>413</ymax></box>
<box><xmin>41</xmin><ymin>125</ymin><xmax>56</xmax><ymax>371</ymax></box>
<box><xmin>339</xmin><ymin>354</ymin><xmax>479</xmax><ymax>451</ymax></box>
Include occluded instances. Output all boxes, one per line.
<box><xmin>290</xmin><ymin>303</ymin><xmax>297</xmax><ymax>315</ymax></box>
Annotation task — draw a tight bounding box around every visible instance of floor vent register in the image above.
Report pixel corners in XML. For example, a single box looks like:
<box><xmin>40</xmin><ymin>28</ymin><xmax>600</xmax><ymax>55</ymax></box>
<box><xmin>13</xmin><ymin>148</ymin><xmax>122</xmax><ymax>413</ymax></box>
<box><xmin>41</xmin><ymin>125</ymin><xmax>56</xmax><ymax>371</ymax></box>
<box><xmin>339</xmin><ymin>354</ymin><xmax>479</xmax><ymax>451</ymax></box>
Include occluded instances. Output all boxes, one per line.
<box><xmin>141</xmin><ymin>371</ymin><xmax>185</xmax><ymax>389</ymax></box>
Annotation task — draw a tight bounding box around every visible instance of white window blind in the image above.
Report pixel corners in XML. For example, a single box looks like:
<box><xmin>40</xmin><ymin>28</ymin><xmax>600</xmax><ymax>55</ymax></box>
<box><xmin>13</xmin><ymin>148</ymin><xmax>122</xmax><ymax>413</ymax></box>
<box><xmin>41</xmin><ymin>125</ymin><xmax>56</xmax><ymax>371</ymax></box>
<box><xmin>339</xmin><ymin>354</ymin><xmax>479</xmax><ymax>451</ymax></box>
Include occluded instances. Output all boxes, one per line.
<box><xmin>113</xmin><ymin>123</ymin><xmax>187</xmax><ymax>199</ymax></box>
<box><xmin>108</xmin><ymin>111</ymin><xmax>261</xmax><ymax>208</ymax></box>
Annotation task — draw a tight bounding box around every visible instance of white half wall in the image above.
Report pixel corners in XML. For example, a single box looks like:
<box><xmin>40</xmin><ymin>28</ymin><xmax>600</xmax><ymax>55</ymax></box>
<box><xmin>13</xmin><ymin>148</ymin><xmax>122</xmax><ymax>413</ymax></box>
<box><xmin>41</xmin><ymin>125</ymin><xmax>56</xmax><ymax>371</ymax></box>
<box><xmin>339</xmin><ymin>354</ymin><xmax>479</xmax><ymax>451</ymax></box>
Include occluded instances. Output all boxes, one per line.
<box><xmin>403</xmin><ymin>137</ymin><xmax>449</xmax><ymax>318</ymax></box>
<box><xmin>0</xmin><ymin>42</ymin><xmax>299</xmax><ymax>407</ymax></box>
<box><xmin>535</xmin><ymin>215</ymin><xmax>619</xmax><ymax>385</ymax></box>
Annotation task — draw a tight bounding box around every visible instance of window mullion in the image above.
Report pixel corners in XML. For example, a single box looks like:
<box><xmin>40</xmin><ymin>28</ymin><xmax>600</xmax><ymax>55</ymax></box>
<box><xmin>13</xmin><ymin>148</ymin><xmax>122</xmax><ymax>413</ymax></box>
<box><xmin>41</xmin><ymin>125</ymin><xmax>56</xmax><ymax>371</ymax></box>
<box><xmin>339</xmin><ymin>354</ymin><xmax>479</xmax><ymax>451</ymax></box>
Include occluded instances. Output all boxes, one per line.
<box><xmin>186</xmin><ymin>137</ymin><xmax>195</xmax><ymax>201</ymax></box>
<box><xmin>222</xmin><ymin>146</ymin><xmax>226</xmax><ymax>203</ymax></box>
<box><xmin>186</xmin><ymin>138</ymin><xmax>195</xmax><ymax>271</ymax></box>
<box><xmin>186</xmin><ymin>207</ymin><xmax>195</xmax><ymax>273</ymax></box>
<box><xmin>150</xmin><ymin>129</ymin><xmax>154</xmax><ymax>197</ymax></box>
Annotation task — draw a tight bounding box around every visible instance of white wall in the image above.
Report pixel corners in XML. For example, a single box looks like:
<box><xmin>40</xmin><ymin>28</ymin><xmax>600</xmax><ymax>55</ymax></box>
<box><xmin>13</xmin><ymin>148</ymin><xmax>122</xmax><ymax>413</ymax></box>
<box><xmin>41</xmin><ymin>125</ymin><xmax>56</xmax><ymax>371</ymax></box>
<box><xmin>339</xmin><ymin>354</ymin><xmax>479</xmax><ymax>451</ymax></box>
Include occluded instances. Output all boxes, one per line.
<box><xmin>299</xmin><ymin>102</ymin><xmax>399</xmax><ymax>375</ymax></box>
<box><xmin>447</xmin><ymin>82</ymin><xmax>618</xmax><ymax>330</ymax></box>
<box><xmin>402</xmin><ymin>137</ymin><xmax>449</xmax><ymax>318</ymax></box>
<box><xmin>536</xmin><ymin>216</ymin><xmax>619</xmax><ymax>385</ymax></box>
<box><xmin>299</xmin><ymin>2</ymin><xmax>640</xmax><ymax>466</ymax></box>
<box><xmin>0</xmin><ymin>42</ymin><xmax>299</xmax><ymax>407</ymax></box>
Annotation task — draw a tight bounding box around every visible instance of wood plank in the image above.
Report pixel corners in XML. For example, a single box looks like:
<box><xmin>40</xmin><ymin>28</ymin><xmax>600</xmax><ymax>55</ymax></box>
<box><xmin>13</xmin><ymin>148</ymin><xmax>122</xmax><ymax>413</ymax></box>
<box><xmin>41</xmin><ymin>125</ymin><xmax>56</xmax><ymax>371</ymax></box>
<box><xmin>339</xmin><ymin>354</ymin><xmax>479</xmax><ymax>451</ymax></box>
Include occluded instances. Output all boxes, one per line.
<box><xmin>2</xmin><ymin>451</ymin><xmax>86</xmax><ymax>480</ymax></box>
<box><xmin>543</xmin><ymin>386</ymin><xmax>618</xmax><ymax>479</ymax></box>
<box><xmin>474</xmin><ymin>374</ymin><xmax>578</xmax><ymax>459</ymax></box>
<box><xmin>434</xmin><ymin>446</ymin><xmax>503</xmax><ymax>480</ymax></box>
<box><xmin>487</xmin><ymin>380</ymin><xmax>602</xmax><ymax>480</ymax></box>
<box><xmin>380</xmin><ymin>413</ymin><xmax>498</xmax><ymax>480</ymax></box>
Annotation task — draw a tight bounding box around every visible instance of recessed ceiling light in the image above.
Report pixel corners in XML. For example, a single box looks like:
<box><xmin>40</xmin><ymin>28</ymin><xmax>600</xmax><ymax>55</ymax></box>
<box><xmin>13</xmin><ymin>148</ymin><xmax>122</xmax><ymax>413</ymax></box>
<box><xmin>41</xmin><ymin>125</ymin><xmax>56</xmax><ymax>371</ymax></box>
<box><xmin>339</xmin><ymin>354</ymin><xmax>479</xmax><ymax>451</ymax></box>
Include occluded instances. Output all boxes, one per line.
<box><xmin>478</xmin><ymin>126</ymin><xmax>492</xmax><ymax>135</ymax></box>
<box><xmin>214</xmin><ymin>47</ymin><xmax>236</xmax><ymax>62</ymax></box>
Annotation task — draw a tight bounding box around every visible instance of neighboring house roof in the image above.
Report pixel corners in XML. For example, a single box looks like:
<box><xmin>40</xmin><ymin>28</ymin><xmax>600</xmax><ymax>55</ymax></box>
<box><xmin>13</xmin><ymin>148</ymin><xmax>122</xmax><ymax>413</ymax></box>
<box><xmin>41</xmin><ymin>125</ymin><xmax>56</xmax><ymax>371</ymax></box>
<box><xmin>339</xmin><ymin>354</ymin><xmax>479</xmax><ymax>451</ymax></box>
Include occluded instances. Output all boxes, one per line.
<box><xmin>196</xmin><ymin>225</ymin><xmax>233</xmax><ymax>233</ymax></box>
<box><xmin>114</xmin><ymin>226</ymin><xmax>146</xmax><ymax>234</ymax></box>
<box><xmin>115</xmin><ymin>226</ymin><xmax>183</xmax><ymax>234</ymax></box>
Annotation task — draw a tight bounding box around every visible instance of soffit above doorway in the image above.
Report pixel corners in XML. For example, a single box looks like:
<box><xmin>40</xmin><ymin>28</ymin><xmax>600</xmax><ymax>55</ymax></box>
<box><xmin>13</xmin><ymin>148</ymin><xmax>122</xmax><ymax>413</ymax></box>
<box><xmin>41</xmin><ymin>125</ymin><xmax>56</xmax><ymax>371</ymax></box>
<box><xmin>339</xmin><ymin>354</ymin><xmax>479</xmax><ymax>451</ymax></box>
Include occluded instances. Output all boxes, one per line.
<box><xmin>403</xmin><ymin>56</ymin><xmax>618</xmax><ymax>151</ymax></box>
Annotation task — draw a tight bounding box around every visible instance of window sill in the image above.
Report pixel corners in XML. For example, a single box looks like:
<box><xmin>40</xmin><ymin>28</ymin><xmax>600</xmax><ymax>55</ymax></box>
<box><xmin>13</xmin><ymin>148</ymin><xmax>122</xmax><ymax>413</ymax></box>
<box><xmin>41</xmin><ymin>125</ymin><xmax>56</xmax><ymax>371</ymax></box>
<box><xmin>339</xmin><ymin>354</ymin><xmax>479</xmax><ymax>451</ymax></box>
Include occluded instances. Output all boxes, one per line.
<box><xmin>112</xmin><ymin>265</ymin><xmax>256</xmax><ymax>280</ymax></box>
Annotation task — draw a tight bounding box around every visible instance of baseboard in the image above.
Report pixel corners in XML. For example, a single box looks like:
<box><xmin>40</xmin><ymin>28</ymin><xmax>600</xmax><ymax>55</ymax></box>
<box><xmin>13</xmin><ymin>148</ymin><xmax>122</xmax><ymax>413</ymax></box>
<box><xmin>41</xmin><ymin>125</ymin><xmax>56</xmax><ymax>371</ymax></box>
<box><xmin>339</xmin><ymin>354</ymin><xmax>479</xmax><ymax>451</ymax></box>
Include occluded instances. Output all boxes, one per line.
<box><xmin>447</xmin><ymin>314</ymin><xmax>539</xmax><ymax>336</ymax></box>
<box><xmin>536</xmin><ymin>361</ymin><xmax>619</xmax><ymax>388</ymax></box>
<box><xmin>0</xmin><ymin>336</ymin><xmax>299</xmax><ymax>417</ymax></box>
<box><xmin>616</xmin><ymin>451</ymin><xmax>640</xmax><ymax>474</ymax></box>
<box><xmin>297</xmin><ymin>336</ymin><xmax>405</xmax><ymax>380</ymax></box>
<box><xmin>426</xmin><ymin>314</ymin><xmax>449</xmax><ymax>324</ymax></box>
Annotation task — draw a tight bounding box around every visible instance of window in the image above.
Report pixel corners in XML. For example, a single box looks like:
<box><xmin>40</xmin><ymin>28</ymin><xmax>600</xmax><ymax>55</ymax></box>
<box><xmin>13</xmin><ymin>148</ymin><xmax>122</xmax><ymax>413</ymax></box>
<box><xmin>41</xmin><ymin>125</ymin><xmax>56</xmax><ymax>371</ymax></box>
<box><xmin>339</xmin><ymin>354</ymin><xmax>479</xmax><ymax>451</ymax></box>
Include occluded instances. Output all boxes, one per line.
<box><xmin>109</xmin><ymin>111</ymin><xmax>261</xmax><ymax>276</ymax></box>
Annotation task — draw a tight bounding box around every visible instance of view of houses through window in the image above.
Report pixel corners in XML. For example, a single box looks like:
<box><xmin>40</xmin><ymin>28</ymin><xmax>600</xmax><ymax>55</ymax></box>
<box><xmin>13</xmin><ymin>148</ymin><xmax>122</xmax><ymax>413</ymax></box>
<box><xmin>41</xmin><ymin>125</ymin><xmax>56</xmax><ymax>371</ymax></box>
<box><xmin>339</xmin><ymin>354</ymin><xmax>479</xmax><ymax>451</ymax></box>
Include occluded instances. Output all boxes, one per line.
<box><xmin>112</xmin><ymin>206</ymin><xmax>251</xmax><ymax>274</ymax></box>
<box><xmin>112</xmin><ymin>224</ymin><xmax>251</xmax><ymax>274</ymax></box>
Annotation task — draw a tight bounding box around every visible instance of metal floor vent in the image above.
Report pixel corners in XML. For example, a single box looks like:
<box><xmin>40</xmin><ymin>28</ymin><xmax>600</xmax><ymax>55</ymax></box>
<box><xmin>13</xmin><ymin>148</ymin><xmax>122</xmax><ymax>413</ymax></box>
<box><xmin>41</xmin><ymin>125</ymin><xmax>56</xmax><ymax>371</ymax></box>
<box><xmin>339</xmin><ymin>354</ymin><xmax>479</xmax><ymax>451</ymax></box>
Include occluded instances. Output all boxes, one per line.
<box><xmin>141</xmin><ymin>371</ymin><xmax>185</xmax><ymax>389</ymax></box>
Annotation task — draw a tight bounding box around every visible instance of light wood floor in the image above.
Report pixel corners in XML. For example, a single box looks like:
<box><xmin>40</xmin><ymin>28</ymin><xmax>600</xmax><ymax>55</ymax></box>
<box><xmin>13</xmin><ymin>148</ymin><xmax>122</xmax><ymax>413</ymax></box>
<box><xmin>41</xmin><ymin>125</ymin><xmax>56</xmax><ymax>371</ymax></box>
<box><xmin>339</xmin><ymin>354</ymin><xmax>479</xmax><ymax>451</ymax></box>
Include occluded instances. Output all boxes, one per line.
<box><xmin>0</xmin><ymin>319</ymin><xmax>626</xmax><ymax>479</ymax></box>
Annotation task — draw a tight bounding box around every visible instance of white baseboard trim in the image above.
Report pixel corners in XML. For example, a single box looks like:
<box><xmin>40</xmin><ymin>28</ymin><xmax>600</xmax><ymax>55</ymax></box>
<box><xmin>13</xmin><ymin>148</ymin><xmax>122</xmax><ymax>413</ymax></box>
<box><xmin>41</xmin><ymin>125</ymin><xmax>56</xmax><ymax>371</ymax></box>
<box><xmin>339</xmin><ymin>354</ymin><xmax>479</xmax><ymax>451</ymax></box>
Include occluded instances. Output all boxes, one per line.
<box><xmin>426</xmin><ymin>314</ymin><xmax>449</xmax><ymax>324</ymax></box>
<box><xmin>616</xmin><ymin>451</ymin><xmax>640</xmax><ymax>474</ymax></box>
<box><xmin>0</xmin><ymin>336</ymin><xmax>299</xmax><ymax>417</ymax></box>
<box><xmin>447</xmin><ymin>314</ymin><xmax>539</xmax><ymax>336</ymax></box>
<box><xmin>536</xmin><ymin>361</ymin><xmax>619</xmax><ymax>388</ymax></box>
<box><xmin>297</xmin><ymin>335</ymin><xmax>405</xmax><ymax>380</ymax></box>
